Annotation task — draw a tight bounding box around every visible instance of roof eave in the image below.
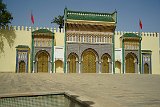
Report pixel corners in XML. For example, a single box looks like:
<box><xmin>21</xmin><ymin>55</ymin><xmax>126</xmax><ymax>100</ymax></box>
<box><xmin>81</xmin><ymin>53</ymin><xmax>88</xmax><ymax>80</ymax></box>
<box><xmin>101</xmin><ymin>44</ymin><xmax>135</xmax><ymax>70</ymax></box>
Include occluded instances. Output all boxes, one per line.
<box><xmin>66</xmin><ymin>19</ymin><xmax>116</xmax><ymax>24</ymax></box>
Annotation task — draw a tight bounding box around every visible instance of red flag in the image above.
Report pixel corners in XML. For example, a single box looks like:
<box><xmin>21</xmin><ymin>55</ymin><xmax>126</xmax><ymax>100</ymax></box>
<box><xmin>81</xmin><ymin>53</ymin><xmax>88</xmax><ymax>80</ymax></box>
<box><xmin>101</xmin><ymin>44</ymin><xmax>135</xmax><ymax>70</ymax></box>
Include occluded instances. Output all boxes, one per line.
<box><xmin>139</xmin><ymin>19</ymin><xmax>142</xmax><ymax>29</ymax></box>
<box><xmin>31</xmin><ymin>13</ymin><xmax>34</xmax><ymax>24</ymax></box>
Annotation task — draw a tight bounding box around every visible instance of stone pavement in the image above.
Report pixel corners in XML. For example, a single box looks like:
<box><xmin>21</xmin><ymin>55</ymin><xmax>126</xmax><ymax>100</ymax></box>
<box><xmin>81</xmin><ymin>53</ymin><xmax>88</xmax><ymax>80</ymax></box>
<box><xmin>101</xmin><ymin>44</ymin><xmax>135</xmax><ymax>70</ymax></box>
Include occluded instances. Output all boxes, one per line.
<box><xmin>0</xmin><ymin>73</ymin><xmax>160</xmax><ymax>107</ymax></box>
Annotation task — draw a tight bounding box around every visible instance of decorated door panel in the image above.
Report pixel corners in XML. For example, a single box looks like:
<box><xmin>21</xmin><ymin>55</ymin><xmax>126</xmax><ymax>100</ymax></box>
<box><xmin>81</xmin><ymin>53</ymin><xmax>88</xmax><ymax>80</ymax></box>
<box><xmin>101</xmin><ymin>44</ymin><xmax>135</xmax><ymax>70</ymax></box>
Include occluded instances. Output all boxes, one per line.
<box><xmin>37</xmin><ymin>52</ymin><xmax>48</xmax><ymax>72</ymax></box>
<box><xmin>126</xmin><ymin>54</ymin><xmax>135</xmax><ymax>73</ymax></box>
<box><xmin>19</xmin><ymin>61</ymin><xmax>25</xmax><ymax>73</ymax></box>
<box><xmin>144</xmin><ymin>63</ymin><xmax>149</xmax><ymax>74</ymax></box>
<box><xmin>82</xmin><ymin>50</ymin><xmax>96</xmax><ymax>73</ymax></box>
<box><xmin>69</xmin><ymin>55</ymin><xmax>76</xmax><ymax>73</ymax></box>
<box><xmin>102</xmin><ymin>55</ymin><xmax>109</xmax><ymax>73</ymax></box>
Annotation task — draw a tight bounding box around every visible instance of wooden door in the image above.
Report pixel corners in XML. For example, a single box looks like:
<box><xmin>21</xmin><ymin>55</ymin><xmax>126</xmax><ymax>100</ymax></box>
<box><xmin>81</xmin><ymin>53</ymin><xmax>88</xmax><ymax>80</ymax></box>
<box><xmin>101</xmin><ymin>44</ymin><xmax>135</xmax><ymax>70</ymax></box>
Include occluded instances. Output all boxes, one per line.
<box><xmin>19</xmin><ymin>61</ymin><xmax>25</xmax><ymax>73</ymax></box>
<box><xmin>37</xmin><ymin>52</ymin><xmax>48</xmax><ymax>72</ymax></box>
<box><xmin>144</xmin><ymin>63</ymin><xmax>149</xmax><ymax>74</ymax></box>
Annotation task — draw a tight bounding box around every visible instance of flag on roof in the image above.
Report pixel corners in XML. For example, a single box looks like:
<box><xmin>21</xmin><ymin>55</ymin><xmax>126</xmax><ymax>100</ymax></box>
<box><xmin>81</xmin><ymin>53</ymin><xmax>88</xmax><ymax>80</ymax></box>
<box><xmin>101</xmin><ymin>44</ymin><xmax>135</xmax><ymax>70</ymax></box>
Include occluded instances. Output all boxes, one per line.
<box><xmin>139</xmin><ymin>19</ymin><xmax>142</xmax><ymax>29</ymax></box>
<box><xmin>31</xmin><ymin>12</ymin><xmax>34</xmax><ymax>24</ymax></box>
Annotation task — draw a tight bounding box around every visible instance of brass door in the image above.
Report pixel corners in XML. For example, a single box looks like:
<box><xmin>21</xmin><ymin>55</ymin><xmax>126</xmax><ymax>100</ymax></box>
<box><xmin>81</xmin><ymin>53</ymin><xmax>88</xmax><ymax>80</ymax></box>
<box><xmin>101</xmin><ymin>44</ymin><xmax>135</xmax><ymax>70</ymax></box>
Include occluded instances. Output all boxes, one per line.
<box><xmin>144</xmin><ymin>63</ymin><xmax>149</xmax><ymax>74</ymax></box>
<box><xmin>82</xmin><ymin>50</ymin><xmax>96</xmax><ymax>73</ymax></box>
<box><xmin>55</xmin><ymin>60</ymin><xmax>63</xmax><ymax>73</ymax></box>
<box><xmin>102</xmin><ymin>55</ymin><xmax>109</xmax><ymax>73</ymax></box>
<box><xmin>115</xmin><ymin>61</ymin><xmax>121</xmax><ymax>73</ymax></box>
<box><xmin>19</xmin><ymin>61</ymin><xmax>25</xmax><ymax>73</ymax></box>
<box><xmin>37</xmin><ymin>52</ymin><xmax>48</xmax><ymax>72</ymax></box>
<box><xmin>126</xmin><ymin>54</ymin><xmax>135</xmax><ymax>73</ymax></box>
<box><xmin>69</xmin><ymin>55</ymin><xmax>76</xmax><ymax>73</ymax></box>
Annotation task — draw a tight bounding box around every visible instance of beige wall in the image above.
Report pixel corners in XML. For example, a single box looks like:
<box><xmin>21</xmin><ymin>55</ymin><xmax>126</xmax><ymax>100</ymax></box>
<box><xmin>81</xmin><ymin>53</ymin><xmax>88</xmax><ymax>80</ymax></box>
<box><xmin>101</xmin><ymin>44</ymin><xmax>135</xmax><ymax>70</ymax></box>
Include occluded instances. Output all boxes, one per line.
<box><xmin>115</xmin><ymin>31</ymin><xmax>123</xmax><ymax>49</ymax></box>
<box><xmin>0</xmin><ymin>27</ymin><xmax>159</xmax><ymax>74</ymax></box>
<box><xmin>54</xmin><ymin>32</ymin><xmax>64</xmax><ymax>46</ymax></box>
<box><xmin>0</xmin><ymin>27</ymin><xmax>31</xmax><ymax>72</ymax></box>
<box><xmin>141</xmin><ymin>32</ymin><xmax>159</xmax><ymax>74</ymax></box>
<box><xmin>114</xmin><ymin>31</ymin><xmax>160</xmax><ymax>74</ymax></box>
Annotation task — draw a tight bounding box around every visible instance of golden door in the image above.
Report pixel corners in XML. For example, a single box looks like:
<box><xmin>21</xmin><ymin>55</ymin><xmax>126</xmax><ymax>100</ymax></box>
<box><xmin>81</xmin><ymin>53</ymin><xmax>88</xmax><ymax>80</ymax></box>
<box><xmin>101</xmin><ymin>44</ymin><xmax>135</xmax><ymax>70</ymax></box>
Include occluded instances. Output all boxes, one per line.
<box><xmin>55</xmin><ymin>60</ymin><xmax>63</xmax><ymax>73</ymax></box>
<box><xmin>102</xmin><ymin>55</ymin><xmax>109</xmax><ymax>73</ymax></box>
<box><xmin>69</xmin><ymin>55</ymin><xmax>76</xmax><ymax>73</ymax></box>
<box><xmin>19</xmin><ymin>61</ymin><xmax>25</xmax><ymax>73</ymax></box>
<box><xmin>126</xmin><ymin>54</ymin><xmax>135</xmax><ymax>73</ymax></box>
<box><xmin>37</xmin><ymin>52</ymin><xmax>48</xmax><ymax>72</ymax></box>
<box><xmin>144</xmin><ymin>63</ymin><xmax>149</xmax><ymax>74</ymax></box>
<box><xmin>82</xmin><ymin>50</ymin><xmax>96</xmax><ymax>73</ymax></box>
<box><xmin>115</xmin><ymin>61</ymin><xmax>121</xmax><ymax>73</ymax></box>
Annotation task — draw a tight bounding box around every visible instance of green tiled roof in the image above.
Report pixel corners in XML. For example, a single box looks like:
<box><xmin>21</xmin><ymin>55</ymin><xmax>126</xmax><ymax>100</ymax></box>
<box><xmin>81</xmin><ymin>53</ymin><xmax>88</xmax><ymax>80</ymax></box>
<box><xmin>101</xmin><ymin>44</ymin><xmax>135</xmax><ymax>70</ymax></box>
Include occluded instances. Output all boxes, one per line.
<box><xmin>123</xmin><ymin>33</ymin><xmax>141</xmax><ymax>38</ymax></box>
<box><xmin>16</xmin><ymin>45</ymin><xmax>29</xmax><ymax>48</ymax></box>
<box><xmin>66</xmin><ymin>10</ymin><xmax>116</xmax><ymax>22</ymax></box>
<box><xmin>32</xmin><ymin>29</ymin><xmax>53</xmax><ymax>34</ymax></box>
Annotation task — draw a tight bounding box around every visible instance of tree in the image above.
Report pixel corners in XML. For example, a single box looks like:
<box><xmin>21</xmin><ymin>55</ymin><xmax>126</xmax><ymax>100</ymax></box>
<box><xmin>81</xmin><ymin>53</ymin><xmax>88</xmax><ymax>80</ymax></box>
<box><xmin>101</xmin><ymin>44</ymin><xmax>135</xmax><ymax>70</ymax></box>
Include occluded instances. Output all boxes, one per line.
<box><xmin>51</xmin><ymin>15</ymin><xmax>64</xmax><ymax>32</ymax></box>
<box><xmin>0</xmin><ymin>0</ymin><xmax>14</xmax><ymax>54</ymax></box>
<box><xmin>0</xmin><ymin>0</ymin><xmax>13</xmax><ymax>27</ymax></box>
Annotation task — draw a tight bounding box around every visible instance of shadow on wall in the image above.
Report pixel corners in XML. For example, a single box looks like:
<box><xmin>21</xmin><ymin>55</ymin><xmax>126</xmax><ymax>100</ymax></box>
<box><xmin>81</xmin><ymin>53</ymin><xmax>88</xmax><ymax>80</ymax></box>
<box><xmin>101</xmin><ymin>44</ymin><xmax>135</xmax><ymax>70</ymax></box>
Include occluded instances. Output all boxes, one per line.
<box><xmin>0</xmin><ymin>28</ymin><xmax>16</xmax><ymax>55</ymax></box>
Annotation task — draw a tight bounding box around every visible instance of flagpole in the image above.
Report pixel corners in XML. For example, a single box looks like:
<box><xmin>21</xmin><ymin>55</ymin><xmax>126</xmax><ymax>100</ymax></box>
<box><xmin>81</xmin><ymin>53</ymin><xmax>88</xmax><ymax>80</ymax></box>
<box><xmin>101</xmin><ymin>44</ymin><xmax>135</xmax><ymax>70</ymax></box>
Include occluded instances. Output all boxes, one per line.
<box><xmin>139</xmin><ymin>19</ymin><xmax>142</xmax><ymax>74</ymax></box>
<box><xmin>31</xmin><ymin>11</ymin><xmax>34</xmax><ymax>73</ymax></box>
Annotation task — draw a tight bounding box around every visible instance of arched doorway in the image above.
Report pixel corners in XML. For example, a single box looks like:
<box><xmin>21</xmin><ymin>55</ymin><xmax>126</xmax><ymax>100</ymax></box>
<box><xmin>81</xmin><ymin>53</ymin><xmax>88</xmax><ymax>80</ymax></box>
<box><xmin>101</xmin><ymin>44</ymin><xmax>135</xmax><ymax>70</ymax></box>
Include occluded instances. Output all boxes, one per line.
<box><xmin>144</xmin><ymin>63</ymin><xmax>149</xmax><ymax>74</ymax></box>
<box><xmin>19</xmin><ymin>61</ymin><xmax>25</xmax><ymax>73</ymax></box>
<box><xmin>115</xmin><ymin>61</ymin><xmax>121</xmax><ymax>73</ymax></box>
<box><xmin>68</xmin><ymin>53</ymin><xmax>77</xmax><ymax>73</ymax></box>
<box><xmin>55</xmin><ymin>60</ymin><xmax>63</xmax><ymax>73</ymax></box>
<box><xmin>82</xmin><ymin>49</ymin><xmax>96</xmax><ymax>73</ymax></box>
<box><xmin>101</xmin><ymin>53</ymin><xmax>110</xmax><ymax>73</ymax></box>
<box><xmin>37</xmin><ymin>51</ymin><xmax>49</xmax><ymax>73</ymax></box>
<box><xmin>125</xmin><ymin>53</ymin><xmax>137</xmax><ymax>73</ymax></box>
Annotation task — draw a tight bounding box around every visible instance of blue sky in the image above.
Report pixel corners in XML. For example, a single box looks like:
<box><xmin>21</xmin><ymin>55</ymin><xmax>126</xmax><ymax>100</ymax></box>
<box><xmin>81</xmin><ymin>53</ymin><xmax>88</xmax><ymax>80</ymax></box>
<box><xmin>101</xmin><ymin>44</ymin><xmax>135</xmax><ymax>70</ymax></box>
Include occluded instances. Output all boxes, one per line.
<box><xmin>3</xmin><ymin>0</ymin><xmax>160</xmax><ymax>33</ymax></box>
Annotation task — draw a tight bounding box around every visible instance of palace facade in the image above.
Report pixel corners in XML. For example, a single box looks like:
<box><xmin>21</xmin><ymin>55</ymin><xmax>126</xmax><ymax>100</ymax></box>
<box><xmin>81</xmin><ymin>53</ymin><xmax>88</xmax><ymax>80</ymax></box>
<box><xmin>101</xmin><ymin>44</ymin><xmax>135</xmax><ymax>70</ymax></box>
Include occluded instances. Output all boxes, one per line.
<box><xmin>0</xmin><ymin>8</ymin><xmax>159</xmax><ymax>74</ymax></box>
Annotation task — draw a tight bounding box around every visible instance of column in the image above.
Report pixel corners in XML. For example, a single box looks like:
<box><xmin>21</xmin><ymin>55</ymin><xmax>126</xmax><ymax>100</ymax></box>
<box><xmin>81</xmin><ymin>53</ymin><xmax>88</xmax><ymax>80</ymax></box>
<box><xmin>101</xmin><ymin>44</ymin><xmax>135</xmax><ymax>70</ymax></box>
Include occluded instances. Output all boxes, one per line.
<box><xmin>51</xmin><ymin>33</ymin><xmax>54</xmax><ymax>73</ymax></box>
<box><xmin>31</xmin><ymin>32</ymin><xmax>35</xmax><ymax>73</ymax></box>
<box><xmin>49</xmin><ymin>61</ymin><xmax>52</xmax><ymax>73</ymax></box>
<box><xmin>122</xmin><ymin>38</ymin><xmax>125</xmax><ymax>74</ymax></box>
<box><xmin>76</xmin><ymin>61</ymin><xmax>79</xmax><ymax>73</ymax></box>
<box><xmin>96</xmin><ymin>61</ymin><xmax>99</xmax><ymax>73</ymax></box>
<box><xmin>111</xmin><ymin>62</ymin><xmax>113</xmax><ymax>74</ymax></box>
<box><xmin>139</xmin><ymin>38</ymin><xmax>142</xmax><ymax>74</ymax></box>
<box><xmin>64</xmin><ymin>8</ymin><xmax>67</xmax><ymax>73</ymax></box>
<box><xmin>112</xmin><ymin>32</ymin><xmax>115</xmax><ymax>74</ymax></box>
<box><xmin>124</xmin><ymin>61</ymin><xmax>126</xmax><ymax>74</ymax></box>
<box><xmin>135</xmin><ymin>61</ymin><xmax>138</xmax><ymax>74</ymax></box>
<box><xmin>66</xmin><ymin>61</ymin><xmax>70</xmax><ymax>73</ymax></box>
<box><xmin>78</xmin><ymin>61</ymin><xmax>81</xmax><ymax>73</ymax></box>
<box><xmin>150</xmin><ymin>54</ymin><xmax>152</xmax><ymax>74</ymax></box>
<box><xmin>33</xmin><ymin>61</ymin><xmax>35</xmax><ymax>73</ymax></box>
<box><xmin>16</xmin><ymin>50</ymin><xmax>18</xmax><ymax>73</ymax></box>
<box><xmin>99</xmin><ymin>61</ymin><xmax>101</xmax><ymax>73</ymax></box>
<box><xmin>141</xmin><ymin>54</ymin><xmax>144</xmax><ymax>74</ymax></box>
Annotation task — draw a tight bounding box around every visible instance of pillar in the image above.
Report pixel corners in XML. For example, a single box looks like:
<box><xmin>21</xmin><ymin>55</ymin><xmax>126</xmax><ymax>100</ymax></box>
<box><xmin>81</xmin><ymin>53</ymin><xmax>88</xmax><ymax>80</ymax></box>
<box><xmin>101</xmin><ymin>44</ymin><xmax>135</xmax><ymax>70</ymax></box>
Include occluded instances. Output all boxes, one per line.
<box><xmin>31</xmin><ymin>32</ymin><xmax>35</xmax><ymax>73</ymax></box>
<box><xmin>96</xmin><ymin>61</ymin><xmax>99</xmax><ymax>73</ymax></box>
<box><xmin>64</xmin><ymin>8</ymin><xmax>67</xmax><ymax>73</ymax></box>
<box><xmin>150</xmin><ymin>54</ymin><xmax>152</xmax><ymax>74</ymax></box>
<box><xmin>139</xmin><ymin>38</ymin><xmax>142</xmax><ymax>74</ymax></box>
<box><xmin>112</xmin><ymin>32</ymin><xmax>115</xmax><ymax>74</ymax></box>
<box><xmin>76</xmin><ymin>61</ymin><xmax>79</xmax><ymax>73</ymax></box>
<box><xmin>122</xmin><ymin>38</ymin><xmax>125</xmax><ymax>74</ymax></box>
<box><xmin>78</xmin><ymin>61</ymin><xmax>81</xmax><ymax>73</ymax></box>
<box><xmin>67</xmin><ymin>61</ymin><xmax>69</xmax><ymax>73</ymax></box>
<box><xmin>99</xmin><ymin>61</ymin><xmax>101</xmax><ymax>73</ymax></box>
<box><xmin>51</xmin><ymin>33</ymin><xmax>54</xmax><ymax>73</ymax></box>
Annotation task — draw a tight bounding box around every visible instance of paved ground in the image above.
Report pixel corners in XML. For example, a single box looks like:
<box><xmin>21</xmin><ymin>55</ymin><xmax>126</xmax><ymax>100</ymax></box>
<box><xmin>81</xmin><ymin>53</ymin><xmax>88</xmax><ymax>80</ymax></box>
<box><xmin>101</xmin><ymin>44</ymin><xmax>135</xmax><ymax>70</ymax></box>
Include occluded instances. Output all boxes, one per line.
<box><xmin>0</xmin><ymin>73</ymin><xmax>160</xmax><ymax>107</ymax></box>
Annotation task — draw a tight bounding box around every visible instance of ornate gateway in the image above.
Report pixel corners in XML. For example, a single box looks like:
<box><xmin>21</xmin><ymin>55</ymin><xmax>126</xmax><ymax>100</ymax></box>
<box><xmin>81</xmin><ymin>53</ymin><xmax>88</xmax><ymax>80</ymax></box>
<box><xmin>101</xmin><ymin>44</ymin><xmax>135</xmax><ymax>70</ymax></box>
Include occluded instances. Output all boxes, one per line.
<box><xmin>64</xmin><ymin>8</ymin><xmax>117</xmax><ymax>73</ymax></box>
